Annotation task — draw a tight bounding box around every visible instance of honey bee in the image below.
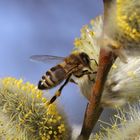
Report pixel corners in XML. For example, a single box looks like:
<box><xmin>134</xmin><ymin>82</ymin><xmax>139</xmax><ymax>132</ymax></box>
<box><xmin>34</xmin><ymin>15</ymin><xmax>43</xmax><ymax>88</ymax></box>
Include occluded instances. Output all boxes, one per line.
<box><xmin>30</xmin><ymin>52</ymin><xmax>97</xmax><ymax>104</ymax></box>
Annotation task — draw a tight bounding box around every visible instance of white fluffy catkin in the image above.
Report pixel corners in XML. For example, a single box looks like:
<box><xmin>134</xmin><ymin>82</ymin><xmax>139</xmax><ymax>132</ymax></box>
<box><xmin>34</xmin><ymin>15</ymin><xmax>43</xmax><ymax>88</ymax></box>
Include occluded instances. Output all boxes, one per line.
<box><xmin>91</xmin><ymin>102</ymin><xmax>140</xmax><ymax>140</ymax></box>
<box><xmin>72</xmin><ymin>16</ymin><xmax>102</xmax><ymax>100</ymax></box>
<box><xmin>102</xmin><ymin>56</ymin><xmax>140</xmax><ymax>107</ymax></box>
<box><xmin>73</xmin><ymin>15</ymin><xmax>140</xmax><ymax>108</ymax></box>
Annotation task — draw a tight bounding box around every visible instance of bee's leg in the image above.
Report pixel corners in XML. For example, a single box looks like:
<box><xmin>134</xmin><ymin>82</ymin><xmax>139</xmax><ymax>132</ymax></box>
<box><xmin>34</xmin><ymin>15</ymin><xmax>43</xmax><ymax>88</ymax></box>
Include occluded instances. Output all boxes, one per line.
<box><xmin>86</xmin><ymin>71</ymin><xmax>97</xmax><ymax>82</ymax></box>
<box><xmin>83</xmin><ymin>71</ymin><xmax>96</xmax><ymax>82</ymax></box>
<box><xmin>76</xmin><ymin>70</ymin><xmax>97</xmax><ymax>77</ymax></box>
<box><xmin>75</xmin><ymin>70</ymin><xmax>97</xmax><ymax>82</ymax></box>
<box><xmin>82</xmin><ymin>70</ymin><xmax>97</xmax><ymax>75</ymax></box>
<box><xmin>88</xmin><ymin>75</ymin><xmax>95</xmax><ymax>82</ymax></box>
<box><xmin>47</xmin><ymin>75</ymin><xmax>71</xmax><ymax>105</ymax></box>
<box><xmin>69</xmin><ymin>78</ymin><xmax>77</xmax><ymax>84</ymax></box>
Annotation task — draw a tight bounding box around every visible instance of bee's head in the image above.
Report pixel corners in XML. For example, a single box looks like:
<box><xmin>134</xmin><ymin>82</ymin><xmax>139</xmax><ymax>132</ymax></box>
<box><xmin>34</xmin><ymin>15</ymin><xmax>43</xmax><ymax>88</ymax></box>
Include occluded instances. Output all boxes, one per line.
<box><xmin>79</xmin><ymin>52</ymin><xmax>91</xmax><ymax>69</ymax></box>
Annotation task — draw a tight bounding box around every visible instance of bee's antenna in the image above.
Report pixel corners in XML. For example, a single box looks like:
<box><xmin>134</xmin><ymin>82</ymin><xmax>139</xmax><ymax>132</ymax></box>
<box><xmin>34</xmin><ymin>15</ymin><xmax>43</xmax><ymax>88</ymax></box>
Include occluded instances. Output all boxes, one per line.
<box><xmin>90</xmin><ymin>59</ymin><xmax>98</xmax><ymax>66</ymax></box>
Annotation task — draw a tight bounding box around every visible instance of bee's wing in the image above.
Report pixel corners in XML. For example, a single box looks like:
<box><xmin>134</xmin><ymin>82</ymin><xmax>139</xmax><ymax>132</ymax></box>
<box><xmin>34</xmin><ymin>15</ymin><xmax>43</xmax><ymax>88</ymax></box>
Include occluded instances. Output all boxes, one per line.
<box><xmin>30</xmin><ymin>55</ymin><xmax>65</xmax><ymax>64</ymax></box>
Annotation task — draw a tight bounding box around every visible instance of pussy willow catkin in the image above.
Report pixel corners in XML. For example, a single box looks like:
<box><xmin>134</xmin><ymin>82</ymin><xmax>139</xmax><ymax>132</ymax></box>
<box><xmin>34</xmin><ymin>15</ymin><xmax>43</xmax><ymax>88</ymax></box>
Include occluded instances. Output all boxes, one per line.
<box><xmin>73</xmin><ymin>15</ymin><xmax>140</xmax><ymax>108</ymax></box>
<box><xmin>91</xmin><ymin>102</ymin><xmax>140</xmax><ymax>140</ymax></box>
<box><xmin>0</xmin><ymin>77</ymin><xmax>71</xmax><ymax>140</ymax></box>
<box><xmin>103</xmin><ymin>0</ymin><xmax>140</xmax><ymax>58</ymax></box>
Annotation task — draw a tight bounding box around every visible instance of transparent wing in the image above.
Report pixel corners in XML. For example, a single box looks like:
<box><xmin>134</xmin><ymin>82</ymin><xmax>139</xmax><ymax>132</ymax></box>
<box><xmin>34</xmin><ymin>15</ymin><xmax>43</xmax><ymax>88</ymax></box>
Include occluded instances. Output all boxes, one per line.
<box><xmin>30</xmin><ymin>55</ymin><xmax>65</xmax><ymax>64</ymax></box>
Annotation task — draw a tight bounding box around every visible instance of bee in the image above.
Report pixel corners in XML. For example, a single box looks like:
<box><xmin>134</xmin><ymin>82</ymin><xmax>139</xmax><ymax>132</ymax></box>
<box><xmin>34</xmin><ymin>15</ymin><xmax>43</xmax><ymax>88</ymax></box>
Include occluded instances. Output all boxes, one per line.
<box><xmin>30</xmin><ymin>52</ymin><xmax>98</xmax><ymax>104</ymax></box>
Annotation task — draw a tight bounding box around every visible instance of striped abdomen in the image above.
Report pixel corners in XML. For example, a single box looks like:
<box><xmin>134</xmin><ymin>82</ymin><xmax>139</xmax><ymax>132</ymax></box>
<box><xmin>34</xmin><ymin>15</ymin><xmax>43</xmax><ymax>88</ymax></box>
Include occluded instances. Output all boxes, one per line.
<box><xmin>38</xmin><ymin>64</ymin><xmax>67</xmax><ymax>90</ymax></box>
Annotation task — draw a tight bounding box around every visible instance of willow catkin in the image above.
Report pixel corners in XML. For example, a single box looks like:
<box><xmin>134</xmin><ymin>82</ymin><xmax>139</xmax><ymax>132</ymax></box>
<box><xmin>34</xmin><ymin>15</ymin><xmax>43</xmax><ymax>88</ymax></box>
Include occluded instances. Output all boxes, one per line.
<box><xmin>72</xmin><ymin>16</ymin><xmax>101</xmax><ymax>100</ymax></box>
<box><xmin>102</xmin><ymin>56</ymin><xmax>140</xmax><ymax>107</ymax></box>
<box><xmin>103</xmin><ymin>0</ymin><xmax>140</xmax><ymax>59</ymax></box>
<box><xmin>0</xmin><ymin>77</ymin><xmax>71</xmax><ymax>140</ymax></box>
<box><xmin>91</xmin><ymin>103</ymin><xmax>140</xmax><ymax>140</ymax></box>
<box><xmin>73</xmin><ymin>15</ymin><xmax>140</xmax><ymax>108</ymax></box>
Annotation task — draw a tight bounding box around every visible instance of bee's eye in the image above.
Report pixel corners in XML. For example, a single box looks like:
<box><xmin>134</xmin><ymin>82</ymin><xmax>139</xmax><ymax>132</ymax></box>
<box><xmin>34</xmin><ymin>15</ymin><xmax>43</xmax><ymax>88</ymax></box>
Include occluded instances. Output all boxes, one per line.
<box><xmin>83</xmin><ymin>56</ymin><xmax>89</xmax><ymax>64</ymax></box>
<box><xmin>80</xmin><ymin>52</ymin><xmax>90</xmax><ymax>65</ymax></box>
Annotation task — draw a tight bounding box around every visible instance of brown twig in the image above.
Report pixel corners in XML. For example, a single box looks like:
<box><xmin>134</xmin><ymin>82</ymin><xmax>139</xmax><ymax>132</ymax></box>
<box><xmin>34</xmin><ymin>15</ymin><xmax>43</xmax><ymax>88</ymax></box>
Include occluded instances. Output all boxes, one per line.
<box><xmin>78</xmin><ymin>0</ymin><xmax>116</xmax><ymax>139</ymax></box>
<box><xmin>78</xmin><ymin>49</ymin><xmax>116</xmax><ymax>140</ymax></box>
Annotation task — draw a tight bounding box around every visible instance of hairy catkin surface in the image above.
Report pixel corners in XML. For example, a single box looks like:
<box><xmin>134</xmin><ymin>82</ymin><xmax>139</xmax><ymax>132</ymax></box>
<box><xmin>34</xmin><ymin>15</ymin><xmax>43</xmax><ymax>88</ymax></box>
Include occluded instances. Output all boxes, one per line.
<box><xmin>104</xmin><ymin>0</ymin><xmax>140</xmax><ymax>56</ymax></box>
<box><xmin>73</xmin><ymin>15</ymin><xmax>140</xmax><ymax>108</ymax></box>
<box><xmin>91</xmin><ymin>103</ymin><xmax>140</xmax><ymax>140</ymax></box>
<box><xmin>0</xmin><ymin>77</ymin><xmax>71</xmax><ymax>140</ymax></box>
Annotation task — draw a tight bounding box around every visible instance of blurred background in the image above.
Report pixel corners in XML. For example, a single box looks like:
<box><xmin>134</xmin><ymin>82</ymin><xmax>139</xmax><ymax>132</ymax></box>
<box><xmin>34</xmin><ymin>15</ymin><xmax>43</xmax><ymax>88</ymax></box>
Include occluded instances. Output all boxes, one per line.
<box><xmin>0</xmin><ymin>0</ymin><xmax>114</xmax><ymax>133</ymax></box>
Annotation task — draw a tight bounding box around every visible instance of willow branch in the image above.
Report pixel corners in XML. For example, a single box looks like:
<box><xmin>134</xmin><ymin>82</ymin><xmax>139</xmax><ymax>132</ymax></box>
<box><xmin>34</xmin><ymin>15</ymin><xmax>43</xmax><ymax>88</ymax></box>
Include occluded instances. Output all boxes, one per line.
<box><xmin>79</xmin><ymin>49</ymin><xmax>117</xmax><ymax>140</ymax></box>
<box><xmin>78</xmin><ymin>0</ymin><xmax>116</xmax><ymax>139</ymax></box>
